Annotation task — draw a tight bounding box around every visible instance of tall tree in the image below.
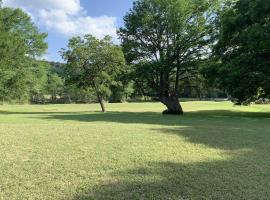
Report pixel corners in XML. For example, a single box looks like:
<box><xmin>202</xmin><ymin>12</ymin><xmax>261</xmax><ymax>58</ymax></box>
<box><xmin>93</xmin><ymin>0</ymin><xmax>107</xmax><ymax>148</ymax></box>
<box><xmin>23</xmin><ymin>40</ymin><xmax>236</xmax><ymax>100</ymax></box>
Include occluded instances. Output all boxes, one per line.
<box><xmin>61</xmin><ymin>35</ymin><xmax>126</xmax><ymax>112</ymax></box>
<box><xmin>0</xmin><ymin>7</ymin><xmax>48</xmax><ymax>102</ymax></box>
<box><xmin>208</xmin><ymin>0</ymin><xmax>270</xmax><ymax>104</ymax></box>
<box><xmin>119</xmin><ymin>0</ymin><xmax>218</xmax><ymax>114</ymax></box>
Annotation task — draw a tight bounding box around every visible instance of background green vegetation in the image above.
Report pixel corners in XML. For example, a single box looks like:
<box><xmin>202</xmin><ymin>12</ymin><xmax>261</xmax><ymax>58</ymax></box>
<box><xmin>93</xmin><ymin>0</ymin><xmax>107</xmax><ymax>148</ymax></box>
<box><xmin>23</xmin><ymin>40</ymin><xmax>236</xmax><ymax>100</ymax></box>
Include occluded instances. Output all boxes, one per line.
<box><xmin>1</xmin><ymin>101</ymin><xmax>270</xmax><ymax>199</ymax></box>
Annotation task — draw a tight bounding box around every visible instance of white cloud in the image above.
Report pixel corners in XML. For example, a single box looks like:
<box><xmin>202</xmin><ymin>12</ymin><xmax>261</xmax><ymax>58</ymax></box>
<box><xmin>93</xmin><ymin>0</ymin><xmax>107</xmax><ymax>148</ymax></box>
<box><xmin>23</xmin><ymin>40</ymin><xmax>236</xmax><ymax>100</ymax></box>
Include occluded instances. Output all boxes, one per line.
<box><xmin>39</xmin><ymin>9</ymin><xmax>117</xmax><ymax>38</ymax></box>
<box><xmin>3</xmin><ymin>0</ymin><xmax>118</xmax><ymax>39</ymax></box>
<box><xmin>4</xmin><ymin>0</ymin><xmax>81</xmax><ymax>14</ymax></box>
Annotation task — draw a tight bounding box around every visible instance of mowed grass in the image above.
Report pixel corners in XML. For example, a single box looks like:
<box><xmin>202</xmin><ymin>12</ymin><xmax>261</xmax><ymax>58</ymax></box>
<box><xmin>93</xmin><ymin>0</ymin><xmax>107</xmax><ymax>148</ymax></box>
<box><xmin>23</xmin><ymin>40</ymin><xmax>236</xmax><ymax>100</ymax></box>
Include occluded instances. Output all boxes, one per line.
<box><xmin>1</xmin><ymin>101</ymin><xmax>270</xmax><ymax>199</ymax></box>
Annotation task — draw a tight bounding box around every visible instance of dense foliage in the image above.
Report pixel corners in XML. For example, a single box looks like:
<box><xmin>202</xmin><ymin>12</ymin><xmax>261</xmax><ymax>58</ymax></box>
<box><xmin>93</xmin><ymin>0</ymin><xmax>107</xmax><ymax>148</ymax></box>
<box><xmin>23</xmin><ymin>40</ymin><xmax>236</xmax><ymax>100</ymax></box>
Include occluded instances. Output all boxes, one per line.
<box><xmin>119</xmin><ymin>0</ymin><xmax>219</xmax><ymax>114</ymax></box>
<box><xmin>206</xmin><ymin>0</ymin><xmax>270</xmax><ymax>104</ymax></box>
<box><xmin>0</xmin><ymin>6</ymin><xmax>48</xmax><ymax>102</ymax></box>
<box><xmin>61</xmin><ymin>35</ymin><xmax>127</xmax><ymax>112</ymax></box>
<box><xmin>1</xmin><ymin>0</ymin><xmax>269</xmax><ymax>109</ymax></box>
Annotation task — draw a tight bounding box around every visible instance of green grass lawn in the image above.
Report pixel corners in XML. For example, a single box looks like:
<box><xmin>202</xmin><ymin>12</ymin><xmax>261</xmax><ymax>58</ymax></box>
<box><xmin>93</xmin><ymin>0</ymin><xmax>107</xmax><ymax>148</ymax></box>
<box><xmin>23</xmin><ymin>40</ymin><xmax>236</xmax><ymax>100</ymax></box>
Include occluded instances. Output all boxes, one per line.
<box><xmin>1</xmin><ymin>101</ymin><xmax>270</xmax><ymax>199</ymax></box>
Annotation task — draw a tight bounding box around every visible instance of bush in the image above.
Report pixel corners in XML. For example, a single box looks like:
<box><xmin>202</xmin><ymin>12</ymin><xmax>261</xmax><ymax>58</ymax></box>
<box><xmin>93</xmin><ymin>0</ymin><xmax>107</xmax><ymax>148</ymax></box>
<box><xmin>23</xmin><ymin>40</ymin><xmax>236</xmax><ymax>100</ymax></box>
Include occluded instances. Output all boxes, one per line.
<box><xmin>254</xmin><ymin>98</ymin><xmax>270</xmax><ymax>105</ymax></box>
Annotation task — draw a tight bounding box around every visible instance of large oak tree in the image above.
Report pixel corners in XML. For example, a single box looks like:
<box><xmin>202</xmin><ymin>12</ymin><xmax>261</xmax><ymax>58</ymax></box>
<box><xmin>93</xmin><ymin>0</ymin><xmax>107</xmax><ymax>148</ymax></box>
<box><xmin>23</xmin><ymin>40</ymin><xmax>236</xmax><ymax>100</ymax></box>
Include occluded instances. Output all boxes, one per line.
<box><xmin>118</xmin><ymin>0</ymin><xmax>217</xmax><ymax>114</ymax></box>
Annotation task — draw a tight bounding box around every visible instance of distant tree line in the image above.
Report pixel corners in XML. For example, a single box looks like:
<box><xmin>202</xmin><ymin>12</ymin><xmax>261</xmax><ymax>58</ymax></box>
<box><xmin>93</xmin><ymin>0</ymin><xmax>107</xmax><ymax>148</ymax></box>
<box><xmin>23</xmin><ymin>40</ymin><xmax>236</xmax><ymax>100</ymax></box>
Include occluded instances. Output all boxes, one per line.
<box><xmin>29</xmin><ymin>61</ymin><xmax>226</xmax><ymax>105</ymax></box>
<box><xmin>0</xmin><ymin>0</ymin><xmax>269</xmax><ymax>114</ymax></box>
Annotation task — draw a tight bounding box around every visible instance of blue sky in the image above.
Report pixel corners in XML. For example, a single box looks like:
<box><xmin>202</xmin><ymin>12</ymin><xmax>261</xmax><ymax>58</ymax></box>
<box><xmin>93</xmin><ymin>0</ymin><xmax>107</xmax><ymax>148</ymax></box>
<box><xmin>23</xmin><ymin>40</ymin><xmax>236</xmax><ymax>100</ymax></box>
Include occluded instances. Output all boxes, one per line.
<box><xmin>3</xmin><ymin>0</ymin><xmax>134</xmax><ymax>62</ymax></box>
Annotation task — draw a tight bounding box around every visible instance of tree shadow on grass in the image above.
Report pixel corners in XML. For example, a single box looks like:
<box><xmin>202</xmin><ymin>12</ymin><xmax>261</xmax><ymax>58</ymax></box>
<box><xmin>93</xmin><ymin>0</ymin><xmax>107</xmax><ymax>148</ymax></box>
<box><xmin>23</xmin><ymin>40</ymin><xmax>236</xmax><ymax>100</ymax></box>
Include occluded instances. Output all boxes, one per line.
<box><xmin>187</xmin><ymin>109</ymin><xmax>270</xmax><ymax>119</ymax></box>
<box><xmin>2</xmin><ymin>108</ymin><xmax>270</xmax><ymax>125</ymax></box>
<box><xmin>73</xmin><ymin>156</ymin><xmax>270</xmax><ymax>199</ymax></box>
<box><xmin>0</xmin><ymin>110</ymin><xmax>91</xmax><ymax>115</ymax></box>
<box><xmin>20</xmin><ymin>109</ymin><xmax>270</xmax><ymax>127</ymax></box>
<box><xmin>64</xmin><ymin>110</ymin><xmax>270</xmax><ymax>199</ymax></box>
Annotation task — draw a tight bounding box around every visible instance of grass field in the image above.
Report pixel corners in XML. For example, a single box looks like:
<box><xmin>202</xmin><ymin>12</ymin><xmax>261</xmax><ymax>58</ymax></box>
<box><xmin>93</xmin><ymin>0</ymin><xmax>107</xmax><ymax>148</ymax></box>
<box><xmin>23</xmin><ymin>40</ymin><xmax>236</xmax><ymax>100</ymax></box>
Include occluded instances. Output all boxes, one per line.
<box><xmin>1</xmin><ymin>101</ymin><xmax>270</xmax><ymax>199</ymax></box>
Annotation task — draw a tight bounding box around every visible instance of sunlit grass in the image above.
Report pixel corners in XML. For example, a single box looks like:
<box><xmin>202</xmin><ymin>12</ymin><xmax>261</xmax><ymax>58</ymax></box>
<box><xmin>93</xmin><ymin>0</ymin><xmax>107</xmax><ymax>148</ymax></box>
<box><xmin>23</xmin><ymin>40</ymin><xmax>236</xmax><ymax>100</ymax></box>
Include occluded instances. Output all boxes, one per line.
<box><xmin>0</xmin><ymin>101</ymin><xmax>270</xmax><ymax>199</ymax></box>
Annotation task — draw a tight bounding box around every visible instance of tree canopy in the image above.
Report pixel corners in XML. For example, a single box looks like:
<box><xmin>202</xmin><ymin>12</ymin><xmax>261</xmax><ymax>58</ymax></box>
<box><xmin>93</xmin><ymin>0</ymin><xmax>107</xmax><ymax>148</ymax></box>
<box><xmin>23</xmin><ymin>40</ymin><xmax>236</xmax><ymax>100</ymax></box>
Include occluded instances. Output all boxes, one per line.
<box><xmin>1</xmin><ymin>0</ymin><xmax>269</xmax><ymax>109</ymax></box>
<box><xmin>119</xmin><ymin>0</ymin><xmax>218</xmax><ymax>114</ymax></box>
<box><xmin>0</xmin><ymin>7</ymin><xmax>48</xmax><ymax>102</ymax></box>
<box><xmin>61</xmin><ymin>35</ymin><xmax>126</xmax><ymax>112</ymax></box>
<box><xmin>207</xmin><ymin>0</ymin><xmax>270</xmax><ymax>104</ymax></box>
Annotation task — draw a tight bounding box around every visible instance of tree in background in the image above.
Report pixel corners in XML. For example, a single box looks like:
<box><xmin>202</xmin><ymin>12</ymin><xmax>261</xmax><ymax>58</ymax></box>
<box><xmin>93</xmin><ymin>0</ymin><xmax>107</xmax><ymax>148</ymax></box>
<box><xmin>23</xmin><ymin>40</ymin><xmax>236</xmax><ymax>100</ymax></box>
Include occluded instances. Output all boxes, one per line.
<box><xmin>61</xmin><ymin>35</ymin><xmax>126</xmax><ymax>112</ymax></box>
<box><xmin>207</xmin><ymin>0</ymin><xmax>270</xmax><ymax>104</ymax></box>
<box><xmin>109</xmin><ymin>65</ymin><xmax>134</xmax><ymax>103</ymax></box>
<box><xmin>29</xmin><ymin>60</ymin><xmax>50</xmax><ymax>104</ymax></box>
<box><xmin>46</xmin><ymin>62</ymin><xmax>103</xmax><ymax>104</ymax></box>
<box><xmin>0</xmin><ymin>7</ymin><xmax>48</xmax><ymax>103</ymax></box>
<box><xmin>46</xmin><ymin>72</ymin><xmax>64</xmax><ymax>102</ymax></box>
<box><xmin>119</xmin><ymin>0</ymin><xmax>219</xmax><ymax>114</ymax></box>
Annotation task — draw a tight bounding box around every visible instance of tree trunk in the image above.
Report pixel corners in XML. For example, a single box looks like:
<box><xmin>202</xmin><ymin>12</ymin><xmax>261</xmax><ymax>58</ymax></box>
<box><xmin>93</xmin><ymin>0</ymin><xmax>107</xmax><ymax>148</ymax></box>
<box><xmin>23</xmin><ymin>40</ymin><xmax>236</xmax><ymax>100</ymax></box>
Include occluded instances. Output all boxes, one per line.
<box><xmin>159</xmin><ymin>70</ymin><xmax>183</xmax><ymax>115</ymax></box>
<box><xmin>98</xmin><ymin>97</ymin><xmax>106</xmax><ymax>113</ymax></box>
<box><xmin>160</xmin><ymin>94</ymin><xmax>183</xmax><ymax>115</ymax></box>
<box><xmin>67</xmin><ymin>95</ymin><xmax>72</xmax><ymax>104</ymax></box>
<box><xmin>93</xmin><ymin>82</ymin><xmax>106</xmax><ymax>112</ymax></box>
